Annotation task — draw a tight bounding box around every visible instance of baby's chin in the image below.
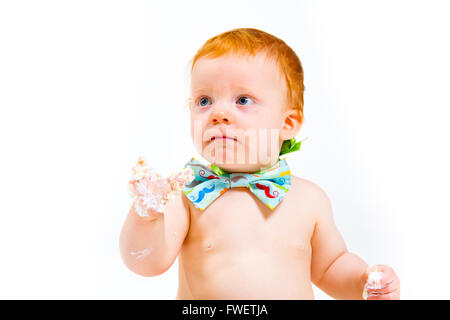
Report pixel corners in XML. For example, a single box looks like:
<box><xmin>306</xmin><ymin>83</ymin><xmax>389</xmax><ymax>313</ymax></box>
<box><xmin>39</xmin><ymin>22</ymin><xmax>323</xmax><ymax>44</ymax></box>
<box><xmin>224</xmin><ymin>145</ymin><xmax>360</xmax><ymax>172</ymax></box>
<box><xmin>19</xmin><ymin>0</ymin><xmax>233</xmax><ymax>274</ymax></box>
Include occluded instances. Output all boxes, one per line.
<box><xmin>204</xmin><ymin>153</ymin><xmax>278</xmax><ymax>173</ymax></box>
<box><xmin>213</xmin><ymin>162</ymin><xmax>270</xmax><ymax>173</ymax></box>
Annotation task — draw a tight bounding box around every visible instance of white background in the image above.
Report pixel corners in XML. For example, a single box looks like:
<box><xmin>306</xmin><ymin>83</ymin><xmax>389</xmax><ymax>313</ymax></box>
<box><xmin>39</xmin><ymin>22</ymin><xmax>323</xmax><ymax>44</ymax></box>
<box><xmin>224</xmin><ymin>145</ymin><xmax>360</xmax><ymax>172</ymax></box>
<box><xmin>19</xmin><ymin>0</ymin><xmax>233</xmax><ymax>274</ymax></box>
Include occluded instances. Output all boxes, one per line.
<box><xmin>1</xmin><ymin>0</ymin><xmax>449</xmax><ymax>299</ymax></box>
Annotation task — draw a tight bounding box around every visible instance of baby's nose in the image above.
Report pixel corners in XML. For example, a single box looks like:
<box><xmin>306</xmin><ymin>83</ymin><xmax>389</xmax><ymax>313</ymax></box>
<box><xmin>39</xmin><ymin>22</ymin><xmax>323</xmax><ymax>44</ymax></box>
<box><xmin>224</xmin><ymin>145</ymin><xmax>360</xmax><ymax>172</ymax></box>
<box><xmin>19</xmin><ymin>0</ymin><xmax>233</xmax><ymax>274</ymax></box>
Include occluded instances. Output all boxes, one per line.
<box><xmin>210</xmin><ymin>111</ymin><xmax>233</xmax><ymax>125</ymax></box>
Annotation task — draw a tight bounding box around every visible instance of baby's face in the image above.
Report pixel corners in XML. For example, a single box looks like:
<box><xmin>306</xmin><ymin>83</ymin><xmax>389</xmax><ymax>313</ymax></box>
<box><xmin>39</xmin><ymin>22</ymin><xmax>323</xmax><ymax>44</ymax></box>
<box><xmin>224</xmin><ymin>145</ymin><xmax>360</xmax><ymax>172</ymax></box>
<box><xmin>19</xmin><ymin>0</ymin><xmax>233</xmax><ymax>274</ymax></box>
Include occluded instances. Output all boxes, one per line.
<box><xmin>190</xmin><ymin>52</ymin><xmax>291</xmax><ymax>173</ymax></box>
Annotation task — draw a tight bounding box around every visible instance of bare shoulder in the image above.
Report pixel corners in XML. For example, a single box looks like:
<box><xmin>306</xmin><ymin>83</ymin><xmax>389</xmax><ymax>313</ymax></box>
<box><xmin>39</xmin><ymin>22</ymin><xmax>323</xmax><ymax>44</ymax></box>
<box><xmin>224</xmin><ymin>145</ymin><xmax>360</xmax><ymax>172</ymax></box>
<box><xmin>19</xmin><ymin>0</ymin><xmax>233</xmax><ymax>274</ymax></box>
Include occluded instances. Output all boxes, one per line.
<box><xmin>290</xmin><ymin>175</ymin><xmax>329</xmax><ymax>200</ymax></box>
<box><xmin>289</xmin><ymin>175</ymin><xmax>333</xmax><ymax>222</ymax></box>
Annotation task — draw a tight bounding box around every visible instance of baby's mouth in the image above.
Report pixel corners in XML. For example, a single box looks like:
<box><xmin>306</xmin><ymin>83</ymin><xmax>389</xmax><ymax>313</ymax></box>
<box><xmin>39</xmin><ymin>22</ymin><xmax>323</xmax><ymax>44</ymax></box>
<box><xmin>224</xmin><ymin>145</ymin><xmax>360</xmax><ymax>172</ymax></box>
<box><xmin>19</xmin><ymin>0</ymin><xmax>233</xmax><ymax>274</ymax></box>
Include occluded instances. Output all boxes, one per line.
<box><xmin>211</xmin><ymin>135</ymin><xmax>238</xmax><ymax>142</ymax></box>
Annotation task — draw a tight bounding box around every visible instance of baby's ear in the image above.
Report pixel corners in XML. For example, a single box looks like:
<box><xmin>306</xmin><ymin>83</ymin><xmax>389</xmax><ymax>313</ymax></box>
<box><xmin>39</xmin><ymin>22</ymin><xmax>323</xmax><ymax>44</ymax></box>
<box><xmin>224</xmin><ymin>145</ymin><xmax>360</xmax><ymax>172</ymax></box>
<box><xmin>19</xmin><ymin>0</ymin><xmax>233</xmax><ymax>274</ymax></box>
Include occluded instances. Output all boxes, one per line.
<box><xmin>280</xmin><ymin>109</ymin><xmax>303</xmax><ymax>140</ymax></box>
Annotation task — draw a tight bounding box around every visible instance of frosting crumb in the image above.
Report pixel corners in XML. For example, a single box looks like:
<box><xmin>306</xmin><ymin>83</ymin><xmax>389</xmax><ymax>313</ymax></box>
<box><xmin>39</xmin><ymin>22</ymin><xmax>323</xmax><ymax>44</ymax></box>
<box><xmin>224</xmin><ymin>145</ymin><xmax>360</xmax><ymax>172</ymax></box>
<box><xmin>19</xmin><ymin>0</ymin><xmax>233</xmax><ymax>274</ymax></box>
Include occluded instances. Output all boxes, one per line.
<box><xmin>363</xmin><ymin>270</ymin><xmax>384</xmax><ymax>300</ymax></box>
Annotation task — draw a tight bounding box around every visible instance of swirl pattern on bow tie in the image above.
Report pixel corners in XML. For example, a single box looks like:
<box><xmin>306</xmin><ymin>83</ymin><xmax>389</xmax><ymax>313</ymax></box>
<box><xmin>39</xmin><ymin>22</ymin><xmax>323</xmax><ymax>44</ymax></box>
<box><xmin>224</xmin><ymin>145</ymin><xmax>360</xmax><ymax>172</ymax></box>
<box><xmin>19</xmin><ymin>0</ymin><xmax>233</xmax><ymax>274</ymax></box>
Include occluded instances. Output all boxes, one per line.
<box><xmin>182</xmin><ymin>157</ymin><xmax>292</xmax><ymax>211</ymax></box>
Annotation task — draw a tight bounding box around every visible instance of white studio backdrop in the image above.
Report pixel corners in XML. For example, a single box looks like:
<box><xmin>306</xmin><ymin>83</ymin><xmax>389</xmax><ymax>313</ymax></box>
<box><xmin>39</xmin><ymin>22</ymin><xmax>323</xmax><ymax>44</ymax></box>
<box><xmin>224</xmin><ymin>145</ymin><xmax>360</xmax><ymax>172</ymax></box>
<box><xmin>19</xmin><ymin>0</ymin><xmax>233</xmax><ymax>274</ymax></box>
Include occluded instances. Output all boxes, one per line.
<box><xmin>0</xmin><ymin>0</ymin><xmax>449</xmax><ymax>299</ymax></box>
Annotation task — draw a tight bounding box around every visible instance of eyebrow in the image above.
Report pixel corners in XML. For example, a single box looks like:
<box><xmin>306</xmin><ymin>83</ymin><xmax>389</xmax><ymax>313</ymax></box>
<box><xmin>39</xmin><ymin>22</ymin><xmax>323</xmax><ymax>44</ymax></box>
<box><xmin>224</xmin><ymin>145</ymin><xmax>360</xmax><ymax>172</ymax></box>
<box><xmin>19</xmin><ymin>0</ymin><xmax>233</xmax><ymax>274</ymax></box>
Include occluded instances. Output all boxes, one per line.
<box><xmin>192</xmin><ymin>85</ymin><xmax>259</xmax><ymax>94</ymax></box>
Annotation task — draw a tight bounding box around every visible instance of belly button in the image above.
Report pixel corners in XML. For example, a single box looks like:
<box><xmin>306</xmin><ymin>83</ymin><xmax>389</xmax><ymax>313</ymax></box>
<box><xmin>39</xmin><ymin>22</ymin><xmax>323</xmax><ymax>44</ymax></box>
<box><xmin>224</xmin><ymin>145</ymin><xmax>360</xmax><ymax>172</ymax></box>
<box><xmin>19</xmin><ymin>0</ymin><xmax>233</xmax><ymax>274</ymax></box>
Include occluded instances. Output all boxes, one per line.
<box><xmin>205</xmin><ymin>243</ymin><xmax>214</xmax><ymax>251</ymax></box>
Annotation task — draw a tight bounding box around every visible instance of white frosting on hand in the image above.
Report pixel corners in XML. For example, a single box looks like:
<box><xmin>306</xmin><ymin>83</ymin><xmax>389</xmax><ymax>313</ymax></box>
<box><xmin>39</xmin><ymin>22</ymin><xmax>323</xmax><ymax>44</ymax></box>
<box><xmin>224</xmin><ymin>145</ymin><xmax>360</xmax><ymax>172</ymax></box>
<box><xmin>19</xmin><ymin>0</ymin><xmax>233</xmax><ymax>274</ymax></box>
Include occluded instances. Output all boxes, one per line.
<box><xmin>363</xmin><ymin>270</ymin><xmax>384</xmax><ymax>300</ymax></box>
<box><xmin>169</xmin><ymin>167</ymin><xmax>195</xmax><ymax>192</ymax></box>
<box><xmin>128</xmin><ymin>156</ymin><xmax>194</xmax><ymax>216</ymax></box>
<box><xmin>131</xmin><ymin>156</ymin><xmax>157</xmax><ymax>180</ymax></box>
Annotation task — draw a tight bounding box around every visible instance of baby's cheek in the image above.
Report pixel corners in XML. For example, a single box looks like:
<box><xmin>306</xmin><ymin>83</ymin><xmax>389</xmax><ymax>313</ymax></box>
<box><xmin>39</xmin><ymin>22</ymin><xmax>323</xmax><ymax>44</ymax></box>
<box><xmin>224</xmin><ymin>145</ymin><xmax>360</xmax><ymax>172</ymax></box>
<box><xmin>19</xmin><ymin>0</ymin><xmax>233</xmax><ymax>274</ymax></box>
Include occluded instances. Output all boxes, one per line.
<box><xmin>190</xmin><ymin>122</ymin><xmax>206</xmax><ymax>153</ymax></box>
<box><xmin>256</xmin><ymin>129</ymin><xmax>280</xmax><ymax>163</ymax></box>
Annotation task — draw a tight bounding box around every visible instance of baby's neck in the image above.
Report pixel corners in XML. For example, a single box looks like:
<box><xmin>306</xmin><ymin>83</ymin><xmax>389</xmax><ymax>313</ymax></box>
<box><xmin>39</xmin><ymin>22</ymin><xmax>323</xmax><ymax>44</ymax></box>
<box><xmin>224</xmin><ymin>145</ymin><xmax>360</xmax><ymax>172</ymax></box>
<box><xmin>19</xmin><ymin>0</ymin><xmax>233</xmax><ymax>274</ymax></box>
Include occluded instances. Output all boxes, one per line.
<box><xmin>207</xmin><ymin>159</ymin><xmax>280</xmax><ymax>174</ymax></box>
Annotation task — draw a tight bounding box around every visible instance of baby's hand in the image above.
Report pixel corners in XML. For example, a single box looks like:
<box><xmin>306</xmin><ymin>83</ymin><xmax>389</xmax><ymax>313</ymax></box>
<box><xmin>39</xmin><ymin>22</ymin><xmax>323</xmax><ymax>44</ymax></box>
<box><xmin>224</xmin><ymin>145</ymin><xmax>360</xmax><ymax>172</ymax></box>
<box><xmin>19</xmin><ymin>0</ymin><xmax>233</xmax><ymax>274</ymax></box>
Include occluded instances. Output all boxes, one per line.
<box><xmin>129</xmin><ymin>176</ymin><xmax>172</xmax><ymax>199</ymax></box>
<box><xmin>128</xmin><ymin>156</ymin><xmax>194</xmax><ymax>217</ymax></box>
<box><xmin>362</xmin><ymin>264</ymin><xmax>400</xmax><ymax>300</ymax></box>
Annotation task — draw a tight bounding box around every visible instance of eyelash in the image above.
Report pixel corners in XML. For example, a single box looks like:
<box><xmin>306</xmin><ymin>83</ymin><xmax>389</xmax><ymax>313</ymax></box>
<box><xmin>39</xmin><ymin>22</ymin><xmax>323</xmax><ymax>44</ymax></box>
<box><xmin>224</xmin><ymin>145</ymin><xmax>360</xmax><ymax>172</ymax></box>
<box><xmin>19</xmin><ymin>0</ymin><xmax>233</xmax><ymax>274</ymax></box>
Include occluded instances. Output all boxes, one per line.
<box><xmin>196</xmin><ymin>95</ymin><xmax>255</xmax><ymax>107</ymax></box>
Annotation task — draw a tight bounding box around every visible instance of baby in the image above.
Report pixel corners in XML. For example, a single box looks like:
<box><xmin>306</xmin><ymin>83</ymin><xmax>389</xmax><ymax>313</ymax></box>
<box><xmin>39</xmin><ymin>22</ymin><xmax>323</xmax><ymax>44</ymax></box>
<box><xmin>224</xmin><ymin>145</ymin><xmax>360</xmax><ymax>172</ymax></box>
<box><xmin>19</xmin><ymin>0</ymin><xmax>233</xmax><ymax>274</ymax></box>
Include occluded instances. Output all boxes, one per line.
<box><xmin>119</xmin><ymin>28</ymin><xmax>400</xmax><ymax>300</ymax></box>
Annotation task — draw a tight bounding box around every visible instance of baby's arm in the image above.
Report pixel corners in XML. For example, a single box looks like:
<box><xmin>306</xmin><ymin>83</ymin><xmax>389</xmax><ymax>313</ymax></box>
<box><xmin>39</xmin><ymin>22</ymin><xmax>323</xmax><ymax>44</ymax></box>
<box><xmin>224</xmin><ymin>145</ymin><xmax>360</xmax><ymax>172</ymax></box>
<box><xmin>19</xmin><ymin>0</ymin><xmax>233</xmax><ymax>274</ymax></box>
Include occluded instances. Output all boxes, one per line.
<box><xmin>309</xmin><ymin>185</ymin><xmax>368</xmax><ymax>300</ymax></box>
<box><xmin>119</xmin><ymin>158</ymin><xmax>193</xmax><ymax>277</ymax></box>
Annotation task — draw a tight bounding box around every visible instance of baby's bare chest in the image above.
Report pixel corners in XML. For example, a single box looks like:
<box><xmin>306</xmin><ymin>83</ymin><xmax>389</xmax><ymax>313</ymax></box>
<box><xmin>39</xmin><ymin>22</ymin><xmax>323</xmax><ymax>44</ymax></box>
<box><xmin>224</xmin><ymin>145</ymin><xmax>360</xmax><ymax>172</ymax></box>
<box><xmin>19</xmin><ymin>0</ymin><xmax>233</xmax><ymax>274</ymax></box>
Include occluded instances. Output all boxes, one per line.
<box><xmin>185</xmin><ymin>187</ymin><xmax>315</xmax><ymax>252</ymax></box>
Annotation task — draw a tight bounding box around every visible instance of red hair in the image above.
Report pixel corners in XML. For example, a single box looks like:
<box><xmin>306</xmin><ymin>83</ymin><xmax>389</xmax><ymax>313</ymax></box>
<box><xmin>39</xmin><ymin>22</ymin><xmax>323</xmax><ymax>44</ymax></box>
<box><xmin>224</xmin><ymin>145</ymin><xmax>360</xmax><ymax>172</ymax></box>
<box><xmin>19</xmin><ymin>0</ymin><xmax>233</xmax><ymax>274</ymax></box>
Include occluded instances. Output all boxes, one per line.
<box><xmin>188</xmin><ymin>28</ymin><xmax>305</xmax><ymax>121</ymax></box>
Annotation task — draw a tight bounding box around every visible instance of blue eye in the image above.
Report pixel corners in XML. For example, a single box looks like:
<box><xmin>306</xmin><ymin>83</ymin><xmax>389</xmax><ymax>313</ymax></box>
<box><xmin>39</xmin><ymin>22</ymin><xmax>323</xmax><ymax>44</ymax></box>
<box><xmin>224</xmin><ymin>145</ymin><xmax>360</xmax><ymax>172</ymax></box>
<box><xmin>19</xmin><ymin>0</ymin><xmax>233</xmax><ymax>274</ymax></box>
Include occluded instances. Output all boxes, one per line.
<box><xmin>198</xmin><ymin>97</ymin><xmax>211</xmax><ymax>107</ymax></box>
<box><xmin>237</xmin><ymin>96</ymin><xmax>254</xmax><ymax>106</ymax></box>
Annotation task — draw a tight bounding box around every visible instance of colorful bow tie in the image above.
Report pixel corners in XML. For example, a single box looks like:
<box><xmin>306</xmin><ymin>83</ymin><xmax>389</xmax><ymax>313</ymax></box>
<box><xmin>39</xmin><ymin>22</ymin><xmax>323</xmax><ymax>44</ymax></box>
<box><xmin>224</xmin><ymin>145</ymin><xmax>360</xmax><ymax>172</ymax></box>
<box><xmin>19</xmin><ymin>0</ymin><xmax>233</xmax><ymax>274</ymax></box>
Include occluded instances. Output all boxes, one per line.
<box><xmin>182</xmin><ymin>157</ymin><xmax>292</xmax><ymax>211</ymax></box>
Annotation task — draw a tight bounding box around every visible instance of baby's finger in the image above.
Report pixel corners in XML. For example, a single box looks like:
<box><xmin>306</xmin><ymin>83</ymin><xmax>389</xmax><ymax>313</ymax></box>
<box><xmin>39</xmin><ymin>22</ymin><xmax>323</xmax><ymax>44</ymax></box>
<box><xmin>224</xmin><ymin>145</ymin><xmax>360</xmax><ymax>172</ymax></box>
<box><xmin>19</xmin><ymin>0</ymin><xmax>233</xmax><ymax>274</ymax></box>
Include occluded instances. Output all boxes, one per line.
<box><xmin>367</xmin><ymin>287</ymin><xmax>400</xmax><ymax>300</ymax></box>
<box><xmin>364</xmin><ymin>265</ymin><xmax>398</xmax><ymax>289</ymax></box>
<box><xmin>376</xmin><ymin>265</ymin><xmax>398</xmax><ymax>286</ymax></box>
<box><xmin>128</xmin><ymin>180</ymin><xmax>142</xmax><ymax>196</ymax></box>
<box><xmin>367</xmin><ymin>278</ymin><xmax>396</xmax><ymax>295</ymax></box>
